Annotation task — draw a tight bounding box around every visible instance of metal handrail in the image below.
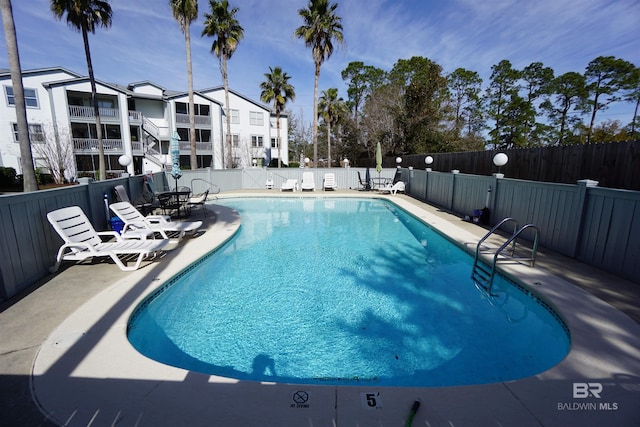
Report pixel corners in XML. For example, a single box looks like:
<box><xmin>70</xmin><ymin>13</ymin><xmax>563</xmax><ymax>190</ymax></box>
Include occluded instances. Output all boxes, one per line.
<box><xmin>495</xmin><ymin>224</ymin><xmax>540</xmax><ymax>268</ymax></box>
<box><xmin>483</xmin><ymin>224</ymin><xmax>540</xmax><ymax>294</ymax></box>
<box><xmin>473</xmin><ymin>217</ymin><xmax>519</xmax><ymax>265</ymax></box>
<box><xmin>190</xmin><ymin>178</ymin><xmax>220</xmax><ymax>195</ymax></box>
<box><xmin>472</xmin><ymin>218</ymin><xmax>539</xmax><ymax>296</ymax></box>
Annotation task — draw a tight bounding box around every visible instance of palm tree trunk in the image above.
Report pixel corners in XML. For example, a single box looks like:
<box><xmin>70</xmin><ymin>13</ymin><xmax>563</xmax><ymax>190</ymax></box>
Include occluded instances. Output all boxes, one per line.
<box><xmin>313</xmin><ymin>62</ymin><xmax>320</xmax><ymax>167</ymax></box>
<box><xmin>82</xmin><ymin>26</ymin><xmax>105</xmax><ymax>180</ymax></box>
<box><xmin>276</xmin><ymin>111</ymin><xmax>281</xmax><ymax>168</ymax></box>
<box><xmin>1</xmin><ymin>0</ymin><xmax>38</xmax><ymax>191</ymax></box>
<box><xmin>223</xmin><ymin>55</ymin><xmax>232</xmax><ymax>168</ymax></box>
<box><xmin>326</xmin><ymin>121</ymin><xmax>331</xmax><ymax>167</ymax></box>
<box><xmin>185</xmin><ymin>21</ymin><xmax>197</xmax><ymax>169</ymax></box>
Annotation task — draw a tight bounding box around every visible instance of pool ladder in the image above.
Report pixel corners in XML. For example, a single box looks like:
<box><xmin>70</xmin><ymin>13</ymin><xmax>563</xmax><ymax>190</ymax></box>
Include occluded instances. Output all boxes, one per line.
<box><xmin>471</xmin><ymin>218</ymin><xmax>539</xmax><ymax>295</ymax></box>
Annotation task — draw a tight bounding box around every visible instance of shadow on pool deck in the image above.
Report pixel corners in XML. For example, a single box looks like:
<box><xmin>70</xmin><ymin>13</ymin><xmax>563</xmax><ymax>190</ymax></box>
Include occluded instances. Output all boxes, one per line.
<box><xmin>0</xmin><ymin>191</ymin><xmax>638</xmax><ymax>426</ymax></box>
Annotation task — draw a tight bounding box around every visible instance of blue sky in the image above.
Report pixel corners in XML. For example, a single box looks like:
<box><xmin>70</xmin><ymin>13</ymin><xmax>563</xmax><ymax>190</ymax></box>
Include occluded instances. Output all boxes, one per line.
<box><xmin>2</xmin><ymin>0</ymin><xmax>638</xmax><ymax>126</ymax></box>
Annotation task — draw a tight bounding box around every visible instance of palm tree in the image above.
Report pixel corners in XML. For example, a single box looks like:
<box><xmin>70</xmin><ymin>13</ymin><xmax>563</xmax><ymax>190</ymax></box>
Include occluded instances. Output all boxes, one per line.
<box><xmin>1</xmin><ymin>0</ymin><xmax>38</xmax><ymax>191</ymax></box>
<box><xmin>295</xmin><ymin>0</ymin><xmax>343</xmax><ymax>168</ymax></box>
<box><xmin>51</xmin><ymin>0</ymin><xmax>112</xmax><ymax>181</ymax></box>
<box><xmin>202</xmin><ymin>0</ymin><xmax>243</xmax><ymax>169</ymax></box>
<box><xmin>318</xmin><ymin>87</ymin><xmax>346</xmax><ymax>167</ymax></box>
<box><xmin>170</xmin><ymin>0</ymin><xmax>198</xmax><ymax>170</ymax></box>
<box><xmin>260</xmin><ymin>67</ymin><xmax>296</xmax><ymax>168</ymax></box>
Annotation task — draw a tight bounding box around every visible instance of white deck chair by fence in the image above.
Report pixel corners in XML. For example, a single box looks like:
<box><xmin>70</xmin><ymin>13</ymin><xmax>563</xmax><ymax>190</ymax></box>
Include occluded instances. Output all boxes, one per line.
<box><xmin>110</xmin><ymin>202</ymin><xmax>202</xmax><ymax>241</ymax></box>
<box><xmin>281</xmin><ymin>179</ymin><xmax>298</xmax><ymax>191</ymax></box>
<box><xmin>301</xmin><ymin>172</ymin><xmax>315</xmax><ymax>191</ymax></box>
<box><xmin>379</xmin><ymin>181</ymin><xmax>405</xmax><ymax>195</ymax></box>
<box><xmin>323</xmin><ymin>173</ymin><xmax>337</xmax><ymax>190</ymax></box>
<box><xmin>47</xmin><ymin>206</ymin><xmax>168</xmax><ymax>272</ymax></box>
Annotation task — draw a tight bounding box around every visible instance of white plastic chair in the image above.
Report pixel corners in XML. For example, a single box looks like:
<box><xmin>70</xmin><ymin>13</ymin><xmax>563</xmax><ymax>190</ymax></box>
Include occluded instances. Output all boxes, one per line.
<box><xmin>379</xmin><ymin>181</ymin><xmax>406</xmax><ymax>195</ymax></box>
<box><xmin>280</xmin><ymin>179</ymin><xmax>298</xmax><ymax>191</ymax></box>
<box><xmin>110</xmin><ymin>202</ymin><xmax>202</xmax><ymax>241</ymax></box>
<box><xmin>301</xmin><ymin>172</ymin><xmax>315</xmax><ymax>191</ymax></box>
<box><xmin>323</xmin><ymin>173</ymin><xmax>337</xmax><ymax>190</ymax></box>
<box><xmin>47</xmin><ymin>206</ymin><xmax>168</xmax><ymax>272</ymax></box>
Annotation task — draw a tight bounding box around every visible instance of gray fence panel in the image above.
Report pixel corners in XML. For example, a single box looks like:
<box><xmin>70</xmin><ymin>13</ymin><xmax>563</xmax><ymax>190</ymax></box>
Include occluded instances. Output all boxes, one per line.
<box><xmin>577</xmin><ymin>188</ymin><xmax>640</xmax><ymax>281</ymax></box>
<box><xmin>452</xmin><ymin>174</ymin><xmax>493</xmax><ymax>219</ymax></box>
<box><xmin>181</xmin><ymin>168</ymin><xmax>400</xmax><ymax>192</ymax></box>
<box><xmin>2</xmin><ymin>167</ymin><xmax>639</xmax><ymax>301</ymax></box>
<box><xmin>408</xmin><ymin>170</ymin><xmax>427</xmax><ymax>201</ymax></box>
<box><xmin>492</xmin><ymin>179</ymin><xmax>580</xmax><ymax>253</ymax></box>
<box><xmin>426</xmin><ymin>172</ymin><xmax>454</xmax><ymax>210</ymax></box>
<box><xmin>0</xmin><ymin>185</ymin><xmax>90</xmax><ymax>299</ymax></box>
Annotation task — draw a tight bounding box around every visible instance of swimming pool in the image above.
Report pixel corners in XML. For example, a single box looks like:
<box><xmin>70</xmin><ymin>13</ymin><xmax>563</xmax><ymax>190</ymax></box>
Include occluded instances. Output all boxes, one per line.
<box><xmin>128</xmin><ymin>197</ymin><xmax>570</xmax><ymax>387</ymax></box>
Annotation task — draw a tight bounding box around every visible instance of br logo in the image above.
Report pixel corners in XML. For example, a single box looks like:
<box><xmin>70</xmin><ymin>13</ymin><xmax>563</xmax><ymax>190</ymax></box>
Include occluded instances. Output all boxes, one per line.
<box><xmin>573</xmin><ymin>382</ymin><xmax>602</xmax><ymax>398</ymax></box>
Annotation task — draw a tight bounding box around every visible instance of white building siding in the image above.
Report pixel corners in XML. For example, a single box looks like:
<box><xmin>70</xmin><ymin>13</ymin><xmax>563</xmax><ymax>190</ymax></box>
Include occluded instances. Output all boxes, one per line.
<box><xmin>203</xmin><ymin>88</ymin><xmax>289</xmax><ymax>167</ymax></box>
<box><xmin>0</xmin><ymin>69</ymin><xmax>76</xmax><ymax>174</ymax></box>
<box><xmin>1</xmin><ymin>67</ymin><xmax>278</xmax><ymax>178</ymax></box>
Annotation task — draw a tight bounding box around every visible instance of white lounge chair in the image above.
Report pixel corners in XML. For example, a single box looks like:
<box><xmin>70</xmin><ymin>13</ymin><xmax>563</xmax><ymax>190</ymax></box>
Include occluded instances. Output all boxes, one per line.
<box><xmin>323</xmin><ymin>173</ymin><xmax>337</xmax><ymax>190</ymax></box>
<box><xmin>281</xmin><ymin>179</ymin><xmax>298</xmax><ymax>191</ymax></box>
<box><xmin>109</xmin><ymin>201</ymin><xmax>202</xmax><ymax>241</ymax></box>
<box><xmin>379</xmin><ymin>181</ymin><xmax>406</xmax><ymax>195</ymax></box>
<box><xmin>186</xmin><ymin>189</ymin><xmax>209</xmax><ymax>217</ymax></box>
<box><xmin>113</xmin><ymin>184</ymin><xmax>156</xmax><ymax>216</ymax></box>
<box><xmin>301</xmin><ymin>172</ymin><xmax>315</xmax><ymax>191</ymax></box>
<box><xmin>47</xmin><ymin>206</ymin><xmax>168</xmax><ymax>272</ymax></box>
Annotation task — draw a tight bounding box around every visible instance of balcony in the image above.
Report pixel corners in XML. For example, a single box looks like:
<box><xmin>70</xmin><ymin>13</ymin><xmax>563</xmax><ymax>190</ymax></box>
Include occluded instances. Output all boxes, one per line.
<box><xmin>73</xmin><ymin>138</ymin><xmax>123</xmax><ymax>153</ymax></box>
<box><xmin>179</xmin><ymin>141</ymin><xmax>214</xmax><ymax>153</ymax></box>
<box><xmin>175</xmin><ymin>113</ymin><xmax>211</xmax><ymax>126</ymax></box>
<box><xmin>69</xmin><ymin>105</ymin><xmax>120</xmax><ymax>122</ymax></box>
<box><xmin>129</xmin><ymin>110</ymin><xmax>143</xmax><ymax>124</ymax></box>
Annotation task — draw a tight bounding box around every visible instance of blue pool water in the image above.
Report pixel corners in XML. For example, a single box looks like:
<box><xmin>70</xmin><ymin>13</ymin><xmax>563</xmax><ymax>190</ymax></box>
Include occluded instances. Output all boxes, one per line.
<box><xmin>128</xmin><ymin>197</ymin><xmax>570</xmax><ymax>387</ymax></box>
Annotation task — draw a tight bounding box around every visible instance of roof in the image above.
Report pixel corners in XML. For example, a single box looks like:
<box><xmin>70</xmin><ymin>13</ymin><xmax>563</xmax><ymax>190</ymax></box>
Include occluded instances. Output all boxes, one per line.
<box><xmin>0</xmin><ymin>66</ymin><xmax>82</xmax><ymax>81</ymax></box>
<box><xmin>200</xmin><ymin>86</ymin><xmax>275</xmax><ymax>113</ymax></box>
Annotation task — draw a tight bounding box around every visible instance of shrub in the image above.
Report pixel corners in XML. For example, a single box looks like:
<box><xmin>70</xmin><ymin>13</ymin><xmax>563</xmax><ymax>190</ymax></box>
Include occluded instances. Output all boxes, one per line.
<box><xmin>0</xmin><ymin>167</ymin><xmax>17</xmax><ymax>187</ymax></box>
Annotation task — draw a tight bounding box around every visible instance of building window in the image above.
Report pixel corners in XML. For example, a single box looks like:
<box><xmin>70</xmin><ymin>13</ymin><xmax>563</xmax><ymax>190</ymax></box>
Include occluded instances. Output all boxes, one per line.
<box><xmin>178</xmin><ymin>128</ymin><xmax>212</xmax><ymax>143</ymax></box>
<box><xmin>250</xmin><ymin>111</ymin><xmax>264</xmax><ymax>126</ymax></box>
<box><xmin>71</xmin><ymin>123</ymin><xmax>121</xmax><ymax>139</ymax></box>
<box><xmin>251</xmin><ymin>135</ymin><xmax>263</xmax><ymax>147</ymax></box>
<box><xmin>176</xmin><ymin>102</ymin><xmax>188</xmax><ymax>114</ymax></box>
<box><xmin>12</xmin><ymin>123</ymin><xmax>45</xmax><ymax>143</ymax></box>
<box><xmin>231</xmin><ymin>134</ymin><xmax>239</xmax><ymax>147</ymax></box>
<box><xmin>197</xmin><ymin>104</ymin><xmax>210</xmax><ymax>116</ymax></box>
<box><xmin>176</xmin><ymin>102</ymin><xmax>210</xmax><ymax>116</ymax></box>
<box><xmin>5</xmin><ymin>86</ymin><xmax>39</xmax><ymax>108</ymax></box>
<box><xmin>98</xmin><ymin>99</ymin><xmax>114</xmax><ymax>109</ymax></box>
<box><xmin>230</xmin><ymin>109</ymin><xmax>239</xmax><ymax>124</ymax></box>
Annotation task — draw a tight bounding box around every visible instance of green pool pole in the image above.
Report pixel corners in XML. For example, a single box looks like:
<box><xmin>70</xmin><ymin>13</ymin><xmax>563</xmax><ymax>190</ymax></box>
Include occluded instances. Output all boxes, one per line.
<box><xmin>405</xmin><ymin>399</ymin><xmax>421</xmax><ymax>427</ymax></box>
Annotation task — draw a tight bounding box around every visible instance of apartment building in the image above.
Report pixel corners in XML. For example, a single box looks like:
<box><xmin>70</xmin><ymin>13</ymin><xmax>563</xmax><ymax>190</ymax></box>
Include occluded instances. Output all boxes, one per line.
<box><xmin>0</xmin><ymin>67</ymin><xmax>288</xmax><ymax>180</ymax></box>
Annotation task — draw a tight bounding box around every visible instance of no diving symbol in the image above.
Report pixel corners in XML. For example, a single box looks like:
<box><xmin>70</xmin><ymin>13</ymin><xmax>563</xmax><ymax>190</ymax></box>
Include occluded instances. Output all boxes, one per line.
<box><xmin>293</xmin><ymin>391</ymin><xmax>309</xmax><ymax>404</ymax></box>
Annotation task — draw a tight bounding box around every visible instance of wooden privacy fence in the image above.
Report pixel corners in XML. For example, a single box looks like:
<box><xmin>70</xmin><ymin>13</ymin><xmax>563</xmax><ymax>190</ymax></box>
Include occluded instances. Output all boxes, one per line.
<box><xmin>398</xmin><ymin>140</ymin><xmax>640</xmax><ymax>191</ymax></box>
<box><xmin>0</xmin><ymin>167</ymin><xmax>638</xmax><ymax>301</ymax></box>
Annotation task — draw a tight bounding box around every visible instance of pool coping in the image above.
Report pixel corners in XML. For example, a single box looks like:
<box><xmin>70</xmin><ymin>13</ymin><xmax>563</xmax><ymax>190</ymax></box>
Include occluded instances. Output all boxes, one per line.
<box><xmin>30</xmin><ymin>192</ymin><xmax>640</xmax><ymax>426</ymax></box>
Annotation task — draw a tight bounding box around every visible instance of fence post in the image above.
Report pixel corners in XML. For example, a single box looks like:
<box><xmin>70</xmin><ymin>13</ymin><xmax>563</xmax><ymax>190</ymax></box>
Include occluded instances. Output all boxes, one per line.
<box><xmin>571</xmin><ymin>179</ymin><xmax>599</xmax><ymax>258</ymax></box>
<box><xmin>449</xmin><ymin>170</ymin><xmax>460</xmax><ymax>211</ymax></box>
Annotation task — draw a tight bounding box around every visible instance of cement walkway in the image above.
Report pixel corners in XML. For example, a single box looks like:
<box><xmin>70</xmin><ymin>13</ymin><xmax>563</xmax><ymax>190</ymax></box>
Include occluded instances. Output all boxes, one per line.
<box><xmin>1</xmin><ymin>191</ymin><xmax>639</xmax><ymax>426</ymax></box>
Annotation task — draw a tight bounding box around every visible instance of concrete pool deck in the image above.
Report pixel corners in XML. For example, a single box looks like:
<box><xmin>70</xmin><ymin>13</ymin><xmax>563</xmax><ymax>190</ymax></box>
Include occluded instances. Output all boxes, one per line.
<box><xmin>1</xmin><ymin>190</ymin><xmax>639</xmax><ymax>426</ymax></box>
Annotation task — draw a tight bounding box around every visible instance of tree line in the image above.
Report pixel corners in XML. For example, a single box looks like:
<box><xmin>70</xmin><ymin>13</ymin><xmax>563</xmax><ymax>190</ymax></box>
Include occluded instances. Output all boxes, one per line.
<box><xmin>289</xmin><ymin>55</ymin><xmax>639</xmax><ymax>167</ymax></box>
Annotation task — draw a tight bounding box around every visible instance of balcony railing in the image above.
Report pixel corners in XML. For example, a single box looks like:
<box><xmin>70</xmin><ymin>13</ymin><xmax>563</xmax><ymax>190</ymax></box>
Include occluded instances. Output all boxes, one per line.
<box><xmin>73</xmin><ymin>138</ymin><xmax>123</xmax><ymax>152</ymax></box>
<box><xmin>175</xmin><ymin>113</ymin><xmax>211</xmax><ymax>126</ymax></box>
<box><xmin>68</xmin><ymin>105</ymin><xmax>120</xmax><ymax>122</ymax></box>
<box><xmin>180</xmin><ymin>141</ymin><xmax>214</xmax><ymax>152</ymax></box>
<box><xmin>129</xmin><ymin>110</ymin><xmax>143</xmax><ymax>123</ymax></box>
